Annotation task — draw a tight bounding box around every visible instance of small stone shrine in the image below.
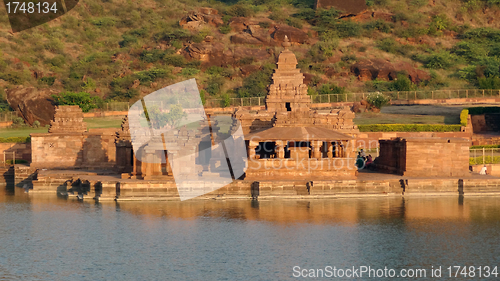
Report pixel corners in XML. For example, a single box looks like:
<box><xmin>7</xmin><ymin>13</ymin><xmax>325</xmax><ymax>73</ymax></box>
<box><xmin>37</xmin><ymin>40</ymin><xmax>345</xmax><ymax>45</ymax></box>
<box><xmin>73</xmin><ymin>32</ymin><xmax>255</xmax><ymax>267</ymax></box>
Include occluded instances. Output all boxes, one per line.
<box><xmin>376</xmin><ymin>137</ymin><xmax>471</xmax><ymax>177</ymax></box>
<box><xmin>31</xmin><ymin>106</ymin><xmax>116</xmax><ymax>169</ymax></box>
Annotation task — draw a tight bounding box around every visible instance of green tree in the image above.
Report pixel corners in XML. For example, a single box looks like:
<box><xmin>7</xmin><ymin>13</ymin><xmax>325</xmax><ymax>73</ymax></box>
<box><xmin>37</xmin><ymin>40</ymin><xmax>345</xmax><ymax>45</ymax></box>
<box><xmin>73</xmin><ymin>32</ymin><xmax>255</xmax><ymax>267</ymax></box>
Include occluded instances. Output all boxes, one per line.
<box><xmin>51</xmin><ymin>92</ymin><xmax>103</xmax><ymax>112</ymax></box>
<box><xmin>166</xmin><ymin>104</ymin><xmax>187</xmax><ymax>127</ymax></box>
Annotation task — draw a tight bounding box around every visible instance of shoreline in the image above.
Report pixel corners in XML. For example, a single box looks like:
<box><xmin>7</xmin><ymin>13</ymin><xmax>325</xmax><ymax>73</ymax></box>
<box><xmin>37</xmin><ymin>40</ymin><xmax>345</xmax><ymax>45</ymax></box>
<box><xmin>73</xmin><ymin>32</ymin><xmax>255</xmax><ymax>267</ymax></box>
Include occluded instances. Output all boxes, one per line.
<box><xmin>11</xmin><ymin>168</ymin><xmax>500</xmax><ymax>201</ymax></box>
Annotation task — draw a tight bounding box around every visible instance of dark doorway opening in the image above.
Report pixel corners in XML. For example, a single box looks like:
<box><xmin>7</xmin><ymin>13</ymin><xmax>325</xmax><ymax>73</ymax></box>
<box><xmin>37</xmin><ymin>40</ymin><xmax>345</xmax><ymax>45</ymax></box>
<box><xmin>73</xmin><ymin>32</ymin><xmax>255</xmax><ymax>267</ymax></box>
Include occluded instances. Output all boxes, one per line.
<box><xmin>286</xmin><ymin>102</ymin><xmax>291</xmax><ymax>112</ymax></box>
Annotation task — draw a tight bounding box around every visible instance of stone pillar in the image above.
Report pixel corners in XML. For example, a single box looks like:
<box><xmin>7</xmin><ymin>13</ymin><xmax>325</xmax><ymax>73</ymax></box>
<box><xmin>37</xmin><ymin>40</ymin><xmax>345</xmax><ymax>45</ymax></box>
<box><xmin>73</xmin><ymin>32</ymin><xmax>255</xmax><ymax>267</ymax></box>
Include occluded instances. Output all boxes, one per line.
<box><xmin>339</xmin><ymin>141</ymin><xmax>345</xmax><ymax>158</ymax></box>
<box><xmin>275</xmin><ymin>141</ymin><xmax>285</xmax><ymax>159</ymax></box>
<box><xmin>327</xmin><ymin>142</ymin><xmax>333</xmax><ymax>158</ymax></box>
<box><xmin>312</xmin><ymin>140</ymin><xmax>322</xmax><ymax>159</ymax></box>
<box><xmin>248</xmin><ymin>141</ymin><xmax>259</xmax><ymax>159</ymax></box>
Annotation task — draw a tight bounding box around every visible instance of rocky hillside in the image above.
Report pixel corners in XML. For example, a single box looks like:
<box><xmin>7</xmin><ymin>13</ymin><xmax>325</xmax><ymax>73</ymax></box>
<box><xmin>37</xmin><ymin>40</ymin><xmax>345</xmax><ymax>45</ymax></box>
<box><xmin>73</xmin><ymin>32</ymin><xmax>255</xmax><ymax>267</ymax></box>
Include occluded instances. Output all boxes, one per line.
<box><xmin>2</xmin><ymin>0</ymin><xmax>500</xmax><ymax>112</ymax></box>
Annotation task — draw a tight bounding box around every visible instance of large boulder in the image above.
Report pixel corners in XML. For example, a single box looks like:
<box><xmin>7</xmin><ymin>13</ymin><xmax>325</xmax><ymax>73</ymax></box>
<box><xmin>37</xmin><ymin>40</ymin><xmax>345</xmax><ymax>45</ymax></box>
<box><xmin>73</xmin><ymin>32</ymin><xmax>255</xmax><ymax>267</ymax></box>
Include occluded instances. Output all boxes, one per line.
<box><xmin>183</xmin><ymin>42</ymin><xmax>271</xmax><ymax>67</ymax></box>
<box><xmin>6</xmin><ymin>86</ymin><xmax>56</xmax><ymax>126</ymax></box>
<box><xmin>351</xmin><ymin>59</ymin><xmax>430</xmax><ymax>83</ymax></box>
<box><xmin>179</xmin><ymin>8</ymin><xmax>223</xmax><ymax>30</ymax></box>
<box><xmin>272</xmin><ymin>25</ymin><xmax>309</xmax><ymax>44</ymax></box>
<box><xmin>315</xmin><ymin>0</ymin><xmax>367</xmax><ymax>15</ymax></box>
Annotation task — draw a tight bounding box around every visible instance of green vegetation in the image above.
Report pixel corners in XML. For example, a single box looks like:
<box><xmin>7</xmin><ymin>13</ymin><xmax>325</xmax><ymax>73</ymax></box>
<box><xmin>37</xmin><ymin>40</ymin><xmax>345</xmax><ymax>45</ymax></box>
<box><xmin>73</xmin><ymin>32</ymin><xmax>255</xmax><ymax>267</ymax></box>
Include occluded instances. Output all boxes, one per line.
<box><xmin>470</xmin><ymin>156</ymin><xmax>500</xmax><ymax>165</ymax></box>
<box><xmin>471</xmin><ymin>144</ymin><xmax>500</xmax><ymax>149</ymax></box>
<box><xmin>358</xmin><ymin>124</ymin><xmax>462</xmax><ymax>132</ymax></box>
<box><xmin>460</xmin><ymin>109</ymin><xmax>469</xmax><ymax>126</ymax></box>
<box><xmin>52</xmin><ymin>92</ymin><xmax>103</xmax><ymax>112</ymax></box>
<box><xmin>467</xmin><ymin>107</ymin><xmax>500</xmax><ymax>115</ymax></box>
<box><xmin>2</xmin><ymin>0</ymin><xmax>500</xmax><ymax>109</ymax></box>
<box><xmin>0</xmin><ymin>136</ymin><xmax>31</xmax><ymax>143</ymax></box>
<box><xmin>366</xmin><ymin>92</ymin><xmax>389</xmax><ymax>109</ymax></box>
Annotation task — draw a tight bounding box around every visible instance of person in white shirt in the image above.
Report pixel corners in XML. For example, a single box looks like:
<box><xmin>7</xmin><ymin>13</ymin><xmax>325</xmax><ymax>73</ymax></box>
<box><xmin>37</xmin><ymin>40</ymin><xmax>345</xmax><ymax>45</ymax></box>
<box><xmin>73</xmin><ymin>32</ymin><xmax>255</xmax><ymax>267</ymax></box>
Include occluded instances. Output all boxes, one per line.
<box><xmin>360</xmin><ymin>149</ymin><xmax>367</xmax><ymax>159</ymax></box>
<box><xmin>479</xmin><ymin>165</ymin><xmax>487</xmax><ymax>175</ymax></box>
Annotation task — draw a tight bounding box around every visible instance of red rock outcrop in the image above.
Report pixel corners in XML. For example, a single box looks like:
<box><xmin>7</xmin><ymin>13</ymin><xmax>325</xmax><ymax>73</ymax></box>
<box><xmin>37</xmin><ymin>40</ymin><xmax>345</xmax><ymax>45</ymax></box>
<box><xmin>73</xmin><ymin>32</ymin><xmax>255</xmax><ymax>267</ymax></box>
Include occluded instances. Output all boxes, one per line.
<box><xmin>6</xmin><ymin>86</ymin><xmax>57</xmax><ymax>126</ymax></box>
<box><xmin>179</xmin><ymin>8</ymin><xmax>223</xmax><ymax>30</ymax></box>
<box><xmin>271</xmin><ymin>25</ymin><xmax>309</xmax><ymax>44</ymax></box>
<box><xmin>351</xmin><ymin>59</ymin><xmax>430</xmax><ymax>83</ymax></box>
<box><xmin>183</xmin><ymin>42</ymin><xmax>270</xmax><ymax>67</ymax></box>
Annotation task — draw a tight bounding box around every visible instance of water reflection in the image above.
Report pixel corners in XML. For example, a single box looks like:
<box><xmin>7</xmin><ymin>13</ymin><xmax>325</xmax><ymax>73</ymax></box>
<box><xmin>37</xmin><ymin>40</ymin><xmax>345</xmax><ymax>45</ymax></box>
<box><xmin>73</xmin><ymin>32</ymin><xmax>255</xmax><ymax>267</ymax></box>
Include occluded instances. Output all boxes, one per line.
<box><xmin>1</xmin><ymin>186</ymin><xmax>500</xmax><ymax>280</ymax></box>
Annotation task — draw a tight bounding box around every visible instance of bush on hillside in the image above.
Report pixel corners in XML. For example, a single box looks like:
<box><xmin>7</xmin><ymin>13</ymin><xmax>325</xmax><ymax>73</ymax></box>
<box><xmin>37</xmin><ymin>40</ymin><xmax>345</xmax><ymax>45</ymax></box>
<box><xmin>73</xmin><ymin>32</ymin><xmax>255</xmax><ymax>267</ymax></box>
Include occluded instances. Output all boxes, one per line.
<box><xmin>51</xmin><ymin>92</ymin><xmax>103</xmax><ymax>112</ymax></box>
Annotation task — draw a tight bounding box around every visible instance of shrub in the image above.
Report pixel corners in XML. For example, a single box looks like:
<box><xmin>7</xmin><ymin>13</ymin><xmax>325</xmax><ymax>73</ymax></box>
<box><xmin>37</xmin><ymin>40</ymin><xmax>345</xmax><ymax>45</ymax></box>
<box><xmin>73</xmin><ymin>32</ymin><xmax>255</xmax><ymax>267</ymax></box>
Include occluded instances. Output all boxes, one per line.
<box><xmin>119</xmin><ymin>35</ymin><xmax>138</xmax><ymax>47</ymax></box>
<box><xmin>32</xmin><ymin>120</ymin><xmax>40</xmax><ymax>128</ymax></box>
<box><xmin>237</xmin><ymin>64</ymin><xmax>274</xmax><ymax>97</ymax></box>
<box><xmin>366</xmin><ymin>92</ymin><xmax>389</xmax><ymax>109</ymax></box>
<box><xmin>13</xmin><ymin>117</ymin><xmax>25</xmax><ymax>125</ymax></box>
<box><xmin>140</xmin><ymin>49</ymin><xmax>165</xmax><ymax>63</ymax></box>
<box><xmin>471</xmin><ymin>144</ymin><xmax>500</xmax><ymax>149</ymax></box>
<box><xmin>358</xmin><ymin>124</ymin><xmax>462</xmax><ymax>132</ymax></box>
<box><xmin>286</xmin><ymin>18</ymin><xmax>303</xmax><ymax>29</ymax></box>
<box><xmin>219</xmin><ymin>25</ymin><xmax>232</xmax><ymax>34</ymax></box>
<box><xmin>392</xmin><ymin>73</ymin><xmax>416</xmax><ymax>91</ymax></box>
<box><xmin>206</xmin><ymin>76</ymin><xmax>225</xmax><ymax>95</ymax></box>
<box><xmin>136</xmin><ymin>68</ymin><xmax>169</xmax><ymax>84</ymax></box>
<box><xmin>470</xmin><ymin>156</ymin><xmax>500</xmax><ymax>165</ymax></box>
<box><xmin>221</xmin><ymin>93</ymin><xmax>231</xmax><ymax>107</ymax></box>
<box><xmin>460</xmin><ymin>109</ymin><xmax>469</xmax><ymax>126</ymax></box>
<box><xmin>478</xmin><ymin>76</ymin><xmax>500</xmax><ymax>89</ymax></box>
<box><xmin>269</xmin><ymin>9</ymin><xmax>287</xmax><ymax>23</ymax></box>
<box><xmin>227</xmin><ymin>4</ymin><xmax>254</xmax><ymax>17</ymax></box>
<box><xmin>181</xmin><ymin>68</ymin><xmax>200</xmax><ymax>77</ymax></box>
<box><xmin>163</xmin><ymin>54</ymin><xmax>187</xmax><ymax>67</ymax></box>
<box><xmin>91</xmin><ymin>17</ymin><xmax>117</xmax><ymax>27</ymax></box>
<box><xmin>39</xmin><ymin>76</ymin><xmax>56</xmax><ymax>86</ymax></box>
<box><xmin>317</xmin><ymin>83</ymin><xmax>345</xmax><ymax>95</ymax></box>
<box><xmin>363</xmin><ymin>20</ymin><xmax>392</xmax><ymax>33</ymax></box>
<box><xmin>467</xmin><ymin>107</ymin><xmax>500</xmax><ymax>115</ymax></box>
<box><xmin>415</xmin><ymin>51</ymin><xmax>457</xmax><ymax>69</ymax></box>
<box><xmin>0</xmin><ymin>137</ymin><xmax>31</xmax><ymax>143</ymax></box>
<box><xmin>51</xmin><ymin>92</ymin><xmax>103</xmax><ymax>112</ymax></box>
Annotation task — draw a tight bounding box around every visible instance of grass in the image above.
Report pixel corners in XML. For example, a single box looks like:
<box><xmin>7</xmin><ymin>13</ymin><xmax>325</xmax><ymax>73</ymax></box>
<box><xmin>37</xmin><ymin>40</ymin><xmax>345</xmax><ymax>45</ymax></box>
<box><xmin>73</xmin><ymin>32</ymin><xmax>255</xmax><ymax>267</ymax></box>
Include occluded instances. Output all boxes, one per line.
<box><xmin>85</xmin><ymin>116</ymin><xmax>124</xmax><ymax>129</ymax></box>
<box><xmin>0</xmin><ymin>116</ymin><xmax>124</xmax><ymax>138</ymax></box>
<box><xmin>0</xmin><ymin>127</ymin><xmax>48</xmax><ymax>138</ymax></box>
<box><xmin>354</xmin><ymin>113</ymin><xmax>451</xmax><ymax>125</ymax></box>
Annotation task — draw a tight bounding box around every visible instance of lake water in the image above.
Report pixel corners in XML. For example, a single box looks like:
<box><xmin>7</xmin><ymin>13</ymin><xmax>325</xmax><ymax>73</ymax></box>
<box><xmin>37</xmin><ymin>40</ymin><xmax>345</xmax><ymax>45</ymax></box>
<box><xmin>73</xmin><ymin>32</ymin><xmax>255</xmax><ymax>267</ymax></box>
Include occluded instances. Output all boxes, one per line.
<box><xmin>1</xmin><ymin>184</ymin><xmax>500</xmax><ymax>280</ymax></box>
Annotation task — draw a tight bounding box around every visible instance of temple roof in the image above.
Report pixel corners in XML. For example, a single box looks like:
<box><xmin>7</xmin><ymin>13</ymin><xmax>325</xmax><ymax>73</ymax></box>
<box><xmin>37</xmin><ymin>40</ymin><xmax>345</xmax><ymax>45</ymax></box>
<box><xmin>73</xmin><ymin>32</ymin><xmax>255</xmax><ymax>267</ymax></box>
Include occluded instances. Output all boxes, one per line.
<box><xmin>245</xmin><ymin>126</ymin><xmax>353</xmax><ymax>141</ymax></box>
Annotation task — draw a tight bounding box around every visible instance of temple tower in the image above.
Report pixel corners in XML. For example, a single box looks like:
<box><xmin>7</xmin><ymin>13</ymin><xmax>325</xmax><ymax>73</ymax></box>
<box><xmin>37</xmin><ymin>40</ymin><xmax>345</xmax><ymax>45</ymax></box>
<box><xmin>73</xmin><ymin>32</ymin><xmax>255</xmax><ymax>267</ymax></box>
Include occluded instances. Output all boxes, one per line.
<box><xmin>265</xmin><ymin>36</ymin><xmax>311</xmax><ymax>113</ymax></box>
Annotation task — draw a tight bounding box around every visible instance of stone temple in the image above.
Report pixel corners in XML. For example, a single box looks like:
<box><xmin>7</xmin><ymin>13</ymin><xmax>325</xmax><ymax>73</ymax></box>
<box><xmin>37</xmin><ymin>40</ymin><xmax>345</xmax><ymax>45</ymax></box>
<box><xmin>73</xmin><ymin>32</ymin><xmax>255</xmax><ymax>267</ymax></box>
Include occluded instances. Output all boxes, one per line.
<box><xmin>111</xmin><ymin>36</ymin><xmax>361</xmax><ymax>181</ymax></box>
<box><xmin>234</xmin><ymin>36</ymin><xmax>360</xmax><ymax>180</ymax></box>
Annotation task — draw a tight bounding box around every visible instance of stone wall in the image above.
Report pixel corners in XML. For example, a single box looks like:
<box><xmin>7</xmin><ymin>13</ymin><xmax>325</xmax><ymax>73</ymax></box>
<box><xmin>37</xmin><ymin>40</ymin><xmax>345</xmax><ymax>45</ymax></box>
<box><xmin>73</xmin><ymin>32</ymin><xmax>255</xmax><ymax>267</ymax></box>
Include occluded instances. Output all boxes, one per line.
<box><xmin>0</xmin><ymin>142</ymin><xmax>31</xmax><ymax>162</ymax></box>
<box><xmin>376</xmin><ymin>138</ymin><xmax>470</xmax><ymax>177</ymax></box>
<box><xmin>31</xmin><ymin>132</ymin><xmax>116</xmax><ymax>169</ymax></box>
<box><xmin>245</xmin><ymin>158</ymin><xmax>357</xmax><ymax>180</ymax></box>
<box><xmin>357</xmin><ymin>131</ymin><xmax>472</xmax><ymax>149</ymax></box>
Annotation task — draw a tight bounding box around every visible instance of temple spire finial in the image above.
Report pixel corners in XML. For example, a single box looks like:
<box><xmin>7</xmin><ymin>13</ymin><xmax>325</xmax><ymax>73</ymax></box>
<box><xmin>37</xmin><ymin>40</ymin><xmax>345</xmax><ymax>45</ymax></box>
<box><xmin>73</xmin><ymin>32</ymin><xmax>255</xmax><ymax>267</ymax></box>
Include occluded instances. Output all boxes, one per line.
<box><xmin>282</xmin><ymin>35</ymin><xmax>291</xmax><ymax>49</ymax></box>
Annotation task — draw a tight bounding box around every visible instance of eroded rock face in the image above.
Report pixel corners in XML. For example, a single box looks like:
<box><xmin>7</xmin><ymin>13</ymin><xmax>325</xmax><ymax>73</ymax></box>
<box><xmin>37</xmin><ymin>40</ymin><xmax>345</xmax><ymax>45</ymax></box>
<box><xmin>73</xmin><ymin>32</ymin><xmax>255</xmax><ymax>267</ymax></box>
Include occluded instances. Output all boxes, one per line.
<box><xmin>183</xmin><ymin>42</ymin><xmax>271</xmax><ymax>67</ymax></box>
<box><xmin>6</xmin><ymin>86</ymin><xmax>56</xmax><ymax>126</ymax></box>
<box><xmin>179</xmin><ymin>8</ymin><xmax>223</xmax><ymax>30</ymax></box>
<box><xmin>350</xmin><ymin>59</ymin><xmax>431</xmax><ymax>83</ymax></box>
<box><xmin>272</xmin><ymin>25</ymin><xmax>309</xmax><ymax>44</ymax></box>
<box><xmin>315</xmin><ymin>0</ymin><xmax>367</xmax><ymax>15</ymax></box>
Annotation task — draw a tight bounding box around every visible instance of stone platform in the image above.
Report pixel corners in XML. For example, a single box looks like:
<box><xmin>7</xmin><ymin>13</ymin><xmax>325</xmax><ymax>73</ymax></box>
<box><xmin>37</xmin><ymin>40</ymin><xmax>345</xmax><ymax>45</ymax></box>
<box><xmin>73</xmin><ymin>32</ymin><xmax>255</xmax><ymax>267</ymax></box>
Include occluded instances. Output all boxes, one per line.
<box><xmin>26</xmin><ymin>169</ymin><xmax>500</xmax><ymax>201</ymax></box>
